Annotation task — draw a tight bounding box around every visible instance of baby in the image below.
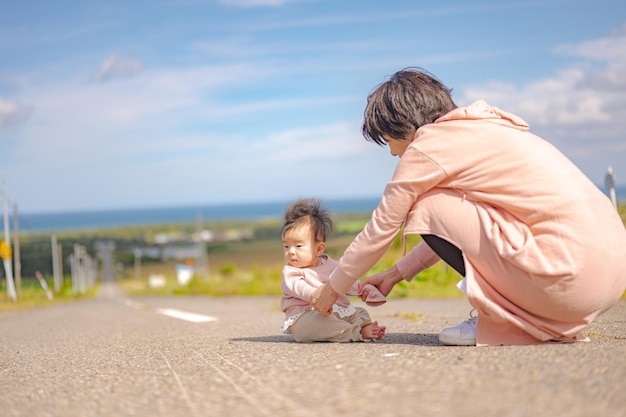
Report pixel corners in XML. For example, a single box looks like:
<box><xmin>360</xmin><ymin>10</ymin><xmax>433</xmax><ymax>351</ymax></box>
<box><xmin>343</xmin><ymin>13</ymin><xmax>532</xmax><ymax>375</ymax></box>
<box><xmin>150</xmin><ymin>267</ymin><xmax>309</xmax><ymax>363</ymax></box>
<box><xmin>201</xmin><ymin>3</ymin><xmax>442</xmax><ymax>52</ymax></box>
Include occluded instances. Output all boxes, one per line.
<box><xmin>279</xmin><ymin>198</ymin><xmax>386</xmax><ymax>342</ymax></box>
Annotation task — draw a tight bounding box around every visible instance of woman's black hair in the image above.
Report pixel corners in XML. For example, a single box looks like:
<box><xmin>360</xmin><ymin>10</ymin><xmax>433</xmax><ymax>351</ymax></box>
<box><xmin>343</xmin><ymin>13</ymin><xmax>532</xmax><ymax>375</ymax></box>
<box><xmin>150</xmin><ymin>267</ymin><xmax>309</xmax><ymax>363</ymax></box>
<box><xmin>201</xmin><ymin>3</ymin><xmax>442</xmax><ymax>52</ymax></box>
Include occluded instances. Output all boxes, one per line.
<box><xmin>362</xmin><ymin>67</ymin><xmax>457</xmax><ymax>145</ymax></box>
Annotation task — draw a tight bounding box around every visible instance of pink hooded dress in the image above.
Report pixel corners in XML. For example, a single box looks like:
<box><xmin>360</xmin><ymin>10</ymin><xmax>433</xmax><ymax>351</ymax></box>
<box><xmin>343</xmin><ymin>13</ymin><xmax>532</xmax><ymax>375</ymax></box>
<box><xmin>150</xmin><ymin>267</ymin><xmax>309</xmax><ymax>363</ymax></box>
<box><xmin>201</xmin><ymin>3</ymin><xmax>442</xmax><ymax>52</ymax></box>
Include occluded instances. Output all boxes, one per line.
<box><xmin>329</xmin><ymin>100</ymin><xmax>626</xmax><ymax>346</ymax></box>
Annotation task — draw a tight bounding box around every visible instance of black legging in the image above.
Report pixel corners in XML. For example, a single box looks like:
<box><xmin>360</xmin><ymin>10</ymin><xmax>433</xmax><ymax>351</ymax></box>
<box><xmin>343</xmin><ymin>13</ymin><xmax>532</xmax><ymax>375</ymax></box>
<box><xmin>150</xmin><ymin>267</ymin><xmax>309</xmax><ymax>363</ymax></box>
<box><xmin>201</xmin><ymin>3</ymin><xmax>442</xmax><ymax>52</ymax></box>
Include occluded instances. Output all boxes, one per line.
<box><xmin>421</xmin><ymin>234</ymin><xmax>465</xmax><ymax>276</ymax></box>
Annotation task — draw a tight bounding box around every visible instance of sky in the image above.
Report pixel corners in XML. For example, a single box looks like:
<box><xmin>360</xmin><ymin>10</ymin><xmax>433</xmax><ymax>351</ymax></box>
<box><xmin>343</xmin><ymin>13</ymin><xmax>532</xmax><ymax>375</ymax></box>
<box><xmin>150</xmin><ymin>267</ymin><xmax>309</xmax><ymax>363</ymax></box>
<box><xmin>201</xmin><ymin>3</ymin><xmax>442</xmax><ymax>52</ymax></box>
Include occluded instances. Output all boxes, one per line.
<box><xmin>1</xmin><ymin>0</ymin><xmax>625</xmax><ymax>214</ymax></box>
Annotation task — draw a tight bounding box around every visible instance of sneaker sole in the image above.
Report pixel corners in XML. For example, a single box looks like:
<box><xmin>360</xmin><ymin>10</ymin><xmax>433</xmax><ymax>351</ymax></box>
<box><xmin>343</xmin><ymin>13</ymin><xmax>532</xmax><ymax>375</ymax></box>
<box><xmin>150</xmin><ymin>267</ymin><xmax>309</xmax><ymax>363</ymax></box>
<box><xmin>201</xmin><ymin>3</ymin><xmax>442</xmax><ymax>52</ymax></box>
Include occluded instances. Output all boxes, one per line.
<box><xmin>438</xmin><ymin>334</ymin><xmax>476</xmax><ymax>346</ymax></box>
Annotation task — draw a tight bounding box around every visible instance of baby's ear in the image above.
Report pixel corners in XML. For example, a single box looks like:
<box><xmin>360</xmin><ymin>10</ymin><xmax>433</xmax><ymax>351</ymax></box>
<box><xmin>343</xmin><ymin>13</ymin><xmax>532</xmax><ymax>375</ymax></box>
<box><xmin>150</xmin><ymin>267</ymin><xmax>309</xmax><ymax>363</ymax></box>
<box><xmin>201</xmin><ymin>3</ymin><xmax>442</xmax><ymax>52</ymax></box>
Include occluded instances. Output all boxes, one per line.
<box><xmin>317</xmin><ymin>242</ymin><xmax>326</xmax><ymax>255</ymax></box>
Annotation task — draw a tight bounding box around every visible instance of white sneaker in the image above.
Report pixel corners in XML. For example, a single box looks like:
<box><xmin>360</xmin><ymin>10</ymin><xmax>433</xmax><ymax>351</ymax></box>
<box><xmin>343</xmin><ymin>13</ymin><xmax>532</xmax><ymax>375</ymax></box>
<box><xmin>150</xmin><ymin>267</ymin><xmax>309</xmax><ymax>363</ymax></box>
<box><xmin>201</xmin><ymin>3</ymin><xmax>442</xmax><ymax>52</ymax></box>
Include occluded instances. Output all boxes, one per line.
<box><xmin>439</xmin><ymin>310</ymin><xmax>477</xmax><ymax>346</ymax></box>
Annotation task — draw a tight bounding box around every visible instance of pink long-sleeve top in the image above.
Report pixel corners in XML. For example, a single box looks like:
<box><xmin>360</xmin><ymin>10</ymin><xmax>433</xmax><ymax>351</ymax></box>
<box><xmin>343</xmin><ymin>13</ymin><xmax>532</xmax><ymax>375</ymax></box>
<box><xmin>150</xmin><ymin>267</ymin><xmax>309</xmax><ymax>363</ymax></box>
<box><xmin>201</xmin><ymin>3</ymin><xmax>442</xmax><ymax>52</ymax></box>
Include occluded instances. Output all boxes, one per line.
<box><xmin>328</xmin><ymin>100</ymin><xmax>626</xmax><ymax>345</ymax></box>
<box><xmin>280</xmin><ymin>254</ymin><xmax>360</xmax><ymax>318</ymax></box>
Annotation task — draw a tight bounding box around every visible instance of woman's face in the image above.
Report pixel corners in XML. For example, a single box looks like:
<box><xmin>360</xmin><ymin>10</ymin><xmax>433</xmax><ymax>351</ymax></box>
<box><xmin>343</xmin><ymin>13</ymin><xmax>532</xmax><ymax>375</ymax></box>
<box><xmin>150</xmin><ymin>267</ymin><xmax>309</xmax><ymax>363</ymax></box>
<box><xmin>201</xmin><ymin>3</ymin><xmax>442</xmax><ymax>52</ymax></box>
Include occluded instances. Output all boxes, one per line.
<box><xmin>383</xmin><ymin>134</ymin><xmax>412</xmax><ymax>157</ymax></box>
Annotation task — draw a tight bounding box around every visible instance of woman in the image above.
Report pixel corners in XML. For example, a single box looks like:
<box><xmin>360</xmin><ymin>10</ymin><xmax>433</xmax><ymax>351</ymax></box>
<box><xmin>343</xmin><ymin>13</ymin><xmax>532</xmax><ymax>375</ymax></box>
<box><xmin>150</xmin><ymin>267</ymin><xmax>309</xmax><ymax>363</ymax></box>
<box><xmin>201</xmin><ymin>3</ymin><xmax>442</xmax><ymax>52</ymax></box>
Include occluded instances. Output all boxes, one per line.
<box><xmin>311</xmin><ymin>68</ymin><xmax>626</xmax><ymax>346</ymax></box>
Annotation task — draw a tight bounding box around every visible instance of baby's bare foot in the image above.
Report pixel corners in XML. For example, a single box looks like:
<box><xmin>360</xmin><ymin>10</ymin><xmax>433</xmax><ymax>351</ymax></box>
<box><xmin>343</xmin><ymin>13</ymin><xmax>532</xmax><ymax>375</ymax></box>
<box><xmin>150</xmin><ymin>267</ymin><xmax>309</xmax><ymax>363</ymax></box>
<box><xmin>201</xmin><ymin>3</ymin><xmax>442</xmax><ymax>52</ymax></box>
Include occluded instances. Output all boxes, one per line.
<box><xmin>361</xmin><ymin>321</ymin><xmax>386</xmax><ymax>340</ymax></box>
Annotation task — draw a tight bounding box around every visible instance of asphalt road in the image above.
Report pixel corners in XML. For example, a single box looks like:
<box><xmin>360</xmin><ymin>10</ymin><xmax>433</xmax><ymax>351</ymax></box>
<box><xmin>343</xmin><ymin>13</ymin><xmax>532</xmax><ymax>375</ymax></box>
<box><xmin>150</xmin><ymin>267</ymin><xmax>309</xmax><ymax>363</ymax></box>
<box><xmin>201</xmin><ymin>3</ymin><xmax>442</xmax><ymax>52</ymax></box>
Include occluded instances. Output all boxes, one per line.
<box><xmin>1</xmin><ymin>283</ymin><xmax>625</xmax><ymax>417</ymax></box>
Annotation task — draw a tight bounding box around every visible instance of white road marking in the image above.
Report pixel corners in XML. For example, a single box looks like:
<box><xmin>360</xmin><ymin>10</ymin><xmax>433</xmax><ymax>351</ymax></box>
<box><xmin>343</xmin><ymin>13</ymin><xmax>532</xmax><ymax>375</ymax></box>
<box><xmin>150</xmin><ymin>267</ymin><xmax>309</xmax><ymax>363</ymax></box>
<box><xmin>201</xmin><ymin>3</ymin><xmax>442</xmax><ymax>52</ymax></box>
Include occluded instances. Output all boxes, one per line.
<box><xmin>156</xmin><ymin>308</ymin><xmax>218</xmax><ymax>323</ymax></box>
<box><xmin>123</xmin><ymin>299</ymin><xmax>145</xmax><ymax>310</ymax></box>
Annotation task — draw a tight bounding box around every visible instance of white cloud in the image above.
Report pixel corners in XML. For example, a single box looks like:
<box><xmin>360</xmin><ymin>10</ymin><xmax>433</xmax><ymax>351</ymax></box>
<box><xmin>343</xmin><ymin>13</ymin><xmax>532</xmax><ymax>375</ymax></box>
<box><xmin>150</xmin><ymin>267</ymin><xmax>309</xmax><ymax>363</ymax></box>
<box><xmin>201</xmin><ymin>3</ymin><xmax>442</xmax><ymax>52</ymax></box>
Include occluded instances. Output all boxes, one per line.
<box><xmin>34</xmin><ymin>62</ymin><xmax>272</xmax><ymax>125</ymax></box>
<box><xmin>0</xmin><ymin>98</ymin><xmax>31</xmax><ymax>128</ymax></box>
<box><xmin>255</xmin><ymin>122</ymin><xmax>370</xmax><ymax>162</ymax></box>
<box><xmin>94</xmin><ymin>55</ymin><xmax>143</xmax><ymax>83</ymax></box>
<box><xmin>191</xmin><ymin>36</ymin><xmax>387</xmax><ymax>59</ymax></box>
<box><xmin>218</xmin><ymin>0</ymin><xmax>295</xmax><ymax>7</ymax></box>
<box><xmin>458</xmin><ymin>25</ymin><xmax>626</xmax><ymax>184</ymax></box>
<box><xmin>553</xmin><ymin>23</ymin><xmax>626</xmax><ymax>92</ymax></box>
<box><xmin>3</xmin><ymin>58</ymin><xmax>364</xmax><ymax>188</ymax></box>
<box><xmin>554</xmin><ymin>23</ymin><xmax>626</xmax><ymax>63</ymax></box>
<box><xmin>462</xmin><ymin>69</ymin><xmax>614</xmax><ymax>126</ymax></box>
<box><xmin>461</xmin><ymin>26</ymin><xmax>626</xmax><ymax>127</ymax></box>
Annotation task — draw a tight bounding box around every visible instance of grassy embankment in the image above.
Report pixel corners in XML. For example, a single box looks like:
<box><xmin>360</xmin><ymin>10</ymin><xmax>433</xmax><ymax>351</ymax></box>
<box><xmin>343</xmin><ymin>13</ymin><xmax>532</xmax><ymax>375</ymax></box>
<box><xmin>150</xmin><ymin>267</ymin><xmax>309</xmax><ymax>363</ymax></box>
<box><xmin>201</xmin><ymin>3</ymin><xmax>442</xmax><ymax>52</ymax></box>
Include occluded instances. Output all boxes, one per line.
<box><xmin>118</xmin><ymin>214</ymin><xmax>464</xmax><ymax>299</ymax></box>
<box><xmin>0</xmin><ymin>280</ymin><xmax>99</xmax><ymax>313</ymax></box>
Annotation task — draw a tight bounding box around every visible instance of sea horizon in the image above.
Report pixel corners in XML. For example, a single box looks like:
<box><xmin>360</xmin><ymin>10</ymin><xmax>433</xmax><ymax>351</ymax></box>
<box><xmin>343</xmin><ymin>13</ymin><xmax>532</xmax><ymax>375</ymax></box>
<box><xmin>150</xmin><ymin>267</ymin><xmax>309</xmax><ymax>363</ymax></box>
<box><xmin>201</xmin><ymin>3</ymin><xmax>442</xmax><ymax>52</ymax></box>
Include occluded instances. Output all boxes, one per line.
<box><xmin>10</xmin><ymin>197</ymin><xmax>383</xmax><ymax>233</ymax></box>
<box><xmin>7</xmin><ymin>184</ymin><xmax>625</xmax><ymax>234</ymax></box>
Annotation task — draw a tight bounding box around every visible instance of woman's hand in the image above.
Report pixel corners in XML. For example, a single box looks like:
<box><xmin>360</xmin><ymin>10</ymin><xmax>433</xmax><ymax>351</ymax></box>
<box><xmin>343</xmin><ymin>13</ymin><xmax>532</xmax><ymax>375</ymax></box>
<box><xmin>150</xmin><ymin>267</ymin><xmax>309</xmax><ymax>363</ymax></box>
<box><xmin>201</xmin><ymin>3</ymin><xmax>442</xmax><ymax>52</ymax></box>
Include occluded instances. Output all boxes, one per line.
<box><xmin>311</xmin><ymin>283</ymin><xmax>338</xmax><ymax>317</ymax></box>
<box><xmin>358</xmin><ymin>266</ymin><xmax>403</xmax><ymax>301</ymax></box>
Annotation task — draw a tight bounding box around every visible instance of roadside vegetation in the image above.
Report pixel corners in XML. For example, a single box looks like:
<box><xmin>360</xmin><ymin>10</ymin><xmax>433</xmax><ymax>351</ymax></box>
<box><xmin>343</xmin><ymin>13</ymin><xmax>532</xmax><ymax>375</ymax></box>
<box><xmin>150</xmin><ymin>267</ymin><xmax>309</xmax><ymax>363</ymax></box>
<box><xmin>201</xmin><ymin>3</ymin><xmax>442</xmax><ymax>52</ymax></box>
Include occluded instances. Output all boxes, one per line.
<box><xmin>0</xmin><ymin>279</ymin><xmax>99</xmax><ymax>313</ymax></box>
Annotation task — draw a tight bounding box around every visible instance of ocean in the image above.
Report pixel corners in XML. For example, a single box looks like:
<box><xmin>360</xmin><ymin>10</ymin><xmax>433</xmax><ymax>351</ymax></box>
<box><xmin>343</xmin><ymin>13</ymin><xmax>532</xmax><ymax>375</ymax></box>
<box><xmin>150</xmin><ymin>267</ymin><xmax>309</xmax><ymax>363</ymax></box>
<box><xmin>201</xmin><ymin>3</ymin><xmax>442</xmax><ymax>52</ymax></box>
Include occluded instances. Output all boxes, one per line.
<box><xmin>9</xmin><ymin>184</ymin><xmax>625</xmax><ymax>234</ymax></box>
<box><xmin>11</xmin><ymin>197</ymin><xmax>381</xmax><ymax>233</ymax></box>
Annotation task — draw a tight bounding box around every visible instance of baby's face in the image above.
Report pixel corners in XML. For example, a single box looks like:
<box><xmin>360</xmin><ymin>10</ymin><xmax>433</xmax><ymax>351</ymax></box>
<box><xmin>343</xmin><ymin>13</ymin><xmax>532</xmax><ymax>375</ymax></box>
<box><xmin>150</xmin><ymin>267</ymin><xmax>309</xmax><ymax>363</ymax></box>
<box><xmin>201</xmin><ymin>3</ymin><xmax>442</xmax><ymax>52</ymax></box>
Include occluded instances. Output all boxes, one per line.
<box><xmin>282</xmin><ymin>223</ymin><xmax>322</xmax><ymax>268</ymax></box>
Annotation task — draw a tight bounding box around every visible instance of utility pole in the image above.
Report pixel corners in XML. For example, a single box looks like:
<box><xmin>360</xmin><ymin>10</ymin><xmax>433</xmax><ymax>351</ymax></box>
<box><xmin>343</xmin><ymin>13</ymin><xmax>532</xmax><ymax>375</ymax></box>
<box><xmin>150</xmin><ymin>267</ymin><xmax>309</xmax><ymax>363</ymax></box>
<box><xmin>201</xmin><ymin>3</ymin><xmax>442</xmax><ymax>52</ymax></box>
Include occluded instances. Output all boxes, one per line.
<box><xmin>195</xmin><ymin>212</ymin><xmax>210</xmax><ymax>280</ymax></box>
<box><xmin>13</xmin><ymin>202</ymin><xmax>21</xmax><ymax>295</ymax></box>
<box><xmin>134</xmin><ymin>248</ymin><xmax>142</xmax><ymax>281</ymax></box>
<box><xmin>605</xmin><ymin>165</ymin><xmax>617</xmax><ymax>210</ymax></box>
<box><xmin>1</xmin><ymin>181</ymin><xmax>17</xmax><ymax>302</ymax></box>
<box><xmin>51</xmin><ymin>235</ymin><xmax>62</xmax><ymax>292</ymax></box>
<box><xmin>95</xmin><ymin>241</ymin><xmax>115</xmax><ymax>284</ymax></box>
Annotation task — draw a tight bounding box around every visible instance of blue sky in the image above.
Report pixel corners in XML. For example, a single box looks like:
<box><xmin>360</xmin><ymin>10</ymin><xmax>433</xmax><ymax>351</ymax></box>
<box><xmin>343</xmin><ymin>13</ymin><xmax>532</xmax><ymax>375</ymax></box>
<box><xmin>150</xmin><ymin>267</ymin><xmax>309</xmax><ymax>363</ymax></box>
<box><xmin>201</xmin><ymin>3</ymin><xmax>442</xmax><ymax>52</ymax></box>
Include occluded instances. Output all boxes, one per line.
<box><xmin>1</xmin><ymin>0</ymin><xmax>625</xmax><ymax>214</ymax></box>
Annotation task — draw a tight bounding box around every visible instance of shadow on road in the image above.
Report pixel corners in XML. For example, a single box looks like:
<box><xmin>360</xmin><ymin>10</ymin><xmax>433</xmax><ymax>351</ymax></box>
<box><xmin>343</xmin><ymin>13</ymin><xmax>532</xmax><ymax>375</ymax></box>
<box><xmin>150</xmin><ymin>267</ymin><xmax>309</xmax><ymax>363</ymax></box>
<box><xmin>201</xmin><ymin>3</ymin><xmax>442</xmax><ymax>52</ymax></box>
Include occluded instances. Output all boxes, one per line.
<box><xmin>230</xmin><ymin>333</ymin><xmax>442</xmax><ymax>345</ymax></box>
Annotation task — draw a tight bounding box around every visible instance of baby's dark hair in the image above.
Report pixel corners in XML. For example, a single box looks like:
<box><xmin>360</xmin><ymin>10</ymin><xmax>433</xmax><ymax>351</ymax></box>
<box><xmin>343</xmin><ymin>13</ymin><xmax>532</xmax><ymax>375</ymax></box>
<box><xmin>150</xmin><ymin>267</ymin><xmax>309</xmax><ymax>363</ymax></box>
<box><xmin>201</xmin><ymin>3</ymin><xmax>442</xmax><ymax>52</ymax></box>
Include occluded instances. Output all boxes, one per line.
<box><xmin>282</xmin><ymin>198</ymin><xmax>333</xmax><ymax>242</ymax></box>
<box><xmin>363</xmin><ymin>67</ymin><xmax>457</xmax><ymax>145</ymax></box>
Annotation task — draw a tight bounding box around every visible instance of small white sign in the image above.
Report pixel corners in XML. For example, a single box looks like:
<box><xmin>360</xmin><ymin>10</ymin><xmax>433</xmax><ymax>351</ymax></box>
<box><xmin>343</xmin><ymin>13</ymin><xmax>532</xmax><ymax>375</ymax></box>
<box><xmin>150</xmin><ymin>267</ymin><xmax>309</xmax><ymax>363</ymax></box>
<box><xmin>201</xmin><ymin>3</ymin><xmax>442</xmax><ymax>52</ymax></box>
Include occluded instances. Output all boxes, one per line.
<box><xmin>148</xmin><ymin>274</ymin><xmax>166</xmax><ymax>288</ymax></box>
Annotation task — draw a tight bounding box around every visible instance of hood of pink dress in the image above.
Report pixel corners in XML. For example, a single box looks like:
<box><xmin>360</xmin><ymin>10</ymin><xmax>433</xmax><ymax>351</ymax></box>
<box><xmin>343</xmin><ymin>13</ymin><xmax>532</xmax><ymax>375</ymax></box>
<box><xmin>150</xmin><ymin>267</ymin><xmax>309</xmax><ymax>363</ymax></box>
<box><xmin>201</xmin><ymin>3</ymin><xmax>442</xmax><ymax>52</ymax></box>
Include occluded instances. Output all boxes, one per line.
<box><xmin>436</xmin><ymin>100</ymin><xmax>529</xmax><ymax>131</ymax></box>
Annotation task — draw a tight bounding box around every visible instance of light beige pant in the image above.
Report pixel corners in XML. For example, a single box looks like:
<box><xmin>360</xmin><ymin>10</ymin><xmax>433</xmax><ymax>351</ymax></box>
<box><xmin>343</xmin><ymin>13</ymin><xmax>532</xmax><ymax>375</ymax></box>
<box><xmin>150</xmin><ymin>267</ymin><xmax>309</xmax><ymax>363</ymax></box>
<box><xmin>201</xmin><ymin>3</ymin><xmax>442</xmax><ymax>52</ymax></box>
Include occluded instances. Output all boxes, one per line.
<box><xmin>289</xmin><ymin>307</ymin><xmax>372</xmax><ymax>343</ymax></box>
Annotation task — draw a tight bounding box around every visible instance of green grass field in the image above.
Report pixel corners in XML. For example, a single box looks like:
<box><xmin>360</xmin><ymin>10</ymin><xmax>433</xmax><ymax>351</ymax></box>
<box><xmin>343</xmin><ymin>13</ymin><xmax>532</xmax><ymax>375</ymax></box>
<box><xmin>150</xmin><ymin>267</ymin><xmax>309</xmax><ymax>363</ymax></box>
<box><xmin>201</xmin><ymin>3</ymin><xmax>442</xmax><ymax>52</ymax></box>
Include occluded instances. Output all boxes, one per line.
<box><xmin>0</xmin><ymin>279</ymin><xmax>99</xmax><ymax>313</ymax></box>
<box><xmin>118</xmin><ymin>234</ymin><xmax>465</xmax><ymax>300</ymax></box>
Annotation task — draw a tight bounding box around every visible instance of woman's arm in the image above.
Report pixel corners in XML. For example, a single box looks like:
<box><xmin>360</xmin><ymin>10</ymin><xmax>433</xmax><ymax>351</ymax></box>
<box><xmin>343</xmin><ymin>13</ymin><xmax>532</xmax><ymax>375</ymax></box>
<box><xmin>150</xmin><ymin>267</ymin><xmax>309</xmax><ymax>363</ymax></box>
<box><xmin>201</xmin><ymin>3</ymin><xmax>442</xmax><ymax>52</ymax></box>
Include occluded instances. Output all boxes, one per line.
<box><xmin>328</xmin><ymin>148</ymin><xmax>447</xmax><ymax>295</ymax></box>
<box><xmin>395</xmin><ymin>240</ymin><xmax>441</xmax><ymax>281</ymax></box>
<box><xmin>358</xmin><ymin>265</ymin><xmax>404</xmax><ymax>299</ymax></box>
<box><xmin>357</xmin><ymin>241</ymin><xmax>441</xmax><ymax>301</ymax></box>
